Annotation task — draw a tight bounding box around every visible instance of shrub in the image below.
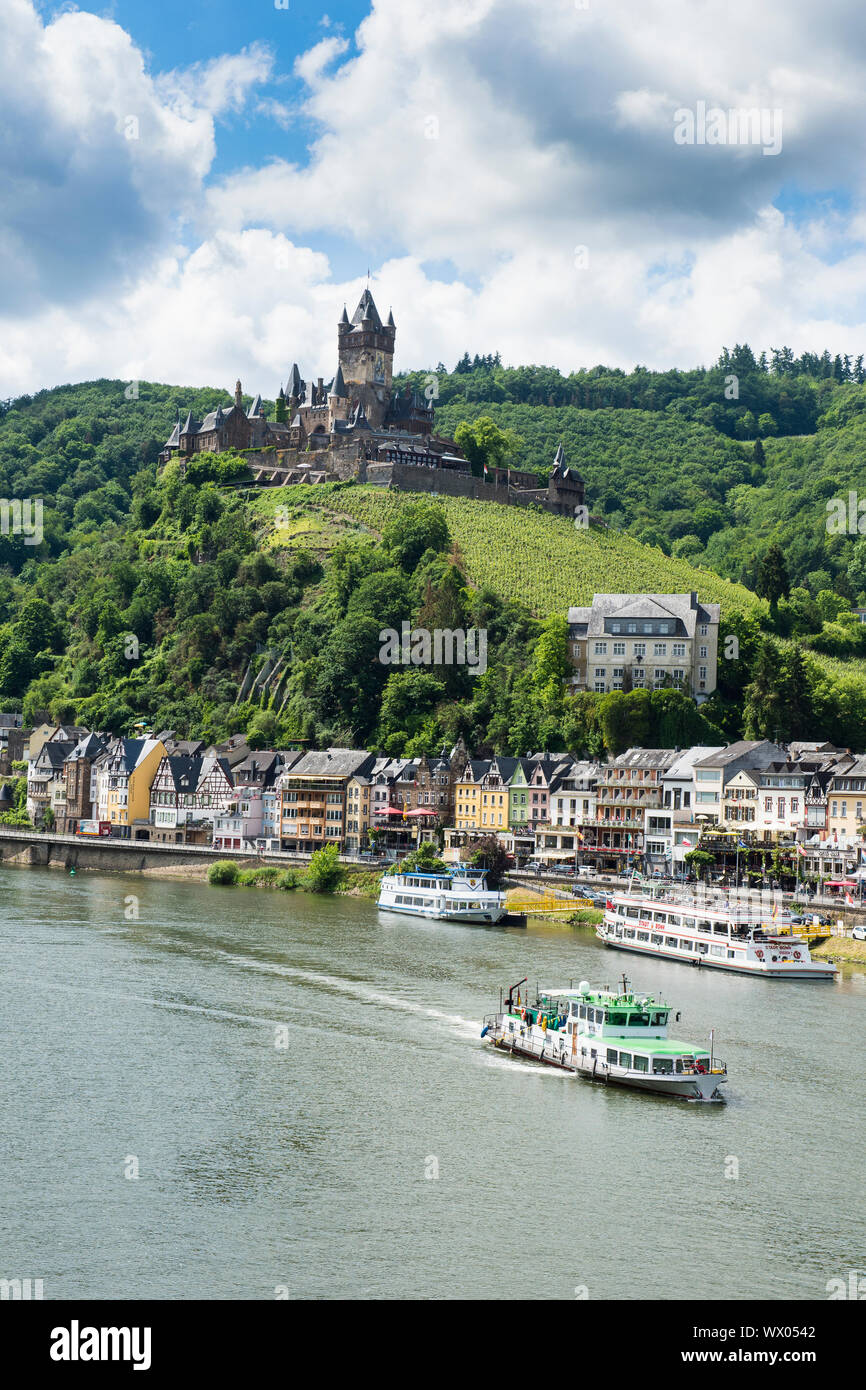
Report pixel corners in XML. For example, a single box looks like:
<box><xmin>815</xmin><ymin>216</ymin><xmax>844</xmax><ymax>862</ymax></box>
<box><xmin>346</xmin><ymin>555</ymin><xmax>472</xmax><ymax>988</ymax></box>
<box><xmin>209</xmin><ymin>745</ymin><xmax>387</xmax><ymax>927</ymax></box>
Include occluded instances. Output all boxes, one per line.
<box><xmin>277</xmin><ymin>869</ymin><xmax>299</xmax><ymax>890</ymax></box>
<box><xmin>304</xmin><ymin>843</ymin><xmax>344</xmax><ymax>894</ymax></box>
<box><xmin>208</xmin><ymin>859</ymin><xmax>239</xmax><ymax>886</ymax></box>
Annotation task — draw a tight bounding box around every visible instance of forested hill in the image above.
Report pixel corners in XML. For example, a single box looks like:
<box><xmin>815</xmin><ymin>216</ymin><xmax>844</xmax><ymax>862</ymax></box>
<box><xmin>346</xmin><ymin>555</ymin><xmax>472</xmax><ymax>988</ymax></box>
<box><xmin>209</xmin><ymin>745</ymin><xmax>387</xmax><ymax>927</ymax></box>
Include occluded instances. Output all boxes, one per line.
<box><xmin>2</xmin><ymin>354</ymin><xmax>866</xmax><ymax>755</ymax></box>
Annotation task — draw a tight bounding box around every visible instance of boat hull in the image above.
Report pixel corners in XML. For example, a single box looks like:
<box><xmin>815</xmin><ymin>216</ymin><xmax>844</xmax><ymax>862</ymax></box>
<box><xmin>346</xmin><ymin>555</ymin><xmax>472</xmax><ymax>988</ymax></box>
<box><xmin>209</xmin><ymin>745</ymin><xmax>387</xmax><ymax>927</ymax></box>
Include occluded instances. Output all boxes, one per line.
<box><xmin>596</xmin><ymin>931</ymin><xmax>837</xmax><ymax>979</ymax></box>
<box><xmin>488</xmin><ymin>1035</ymin><xmax>725</xmax><ymax>1100</ymax></box>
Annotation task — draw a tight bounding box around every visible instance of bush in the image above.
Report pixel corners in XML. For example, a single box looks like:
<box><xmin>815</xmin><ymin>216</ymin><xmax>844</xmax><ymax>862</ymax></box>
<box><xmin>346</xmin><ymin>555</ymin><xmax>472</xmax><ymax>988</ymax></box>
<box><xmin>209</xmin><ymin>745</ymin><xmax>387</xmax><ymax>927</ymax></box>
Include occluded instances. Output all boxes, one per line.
<box><xmin>208</xmin><ymin>859</ymin><xmax>239</xmax><ymax>886</ymax></box>
<box><xmin>304</xmin><ymin>843</ymin><xmax>344</xmax><ymax>894</ymax></box>
<box><xmin>277</xmin><ymin>869</ymin><xmax>299</xmax><ymax>890</ymax></box>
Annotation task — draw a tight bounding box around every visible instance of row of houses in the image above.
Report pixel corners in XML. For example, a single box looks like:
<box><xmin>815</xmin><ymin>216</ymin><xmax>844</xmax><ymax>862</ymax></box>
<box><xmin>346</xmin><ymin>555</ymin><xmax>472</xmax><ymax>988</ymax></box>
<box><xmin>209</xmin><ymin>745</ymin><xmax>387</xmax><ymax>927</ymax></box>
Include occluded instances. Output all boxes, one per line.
<box><xmin>10</xmin><ymin>726</ymin><xmax>866</xmax><ymax>882</ymax></box>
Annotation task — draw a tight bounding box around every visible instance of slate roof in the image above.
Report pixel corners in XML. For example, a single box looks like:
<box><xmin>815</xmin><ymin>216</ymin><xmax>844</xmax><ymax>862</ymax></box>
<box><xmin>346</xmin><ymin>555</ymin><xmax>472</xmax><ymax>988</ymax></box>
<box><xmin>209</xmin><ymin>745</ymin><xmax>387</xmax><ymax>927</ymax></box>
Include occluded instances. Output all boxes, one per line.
<box><xmin>567</xmin><ymin>592</ymin><xmax>720</xmax><ymax>637</ymax></box>
<box><xmin>290</xmin><ymin>748</ymin><xmax>376</xmax><ymax>778</ymax></box>
<box><xmin>350</xmin><ymin>288</ymin><xmax>383</xmax><ymax>331</ymax></box>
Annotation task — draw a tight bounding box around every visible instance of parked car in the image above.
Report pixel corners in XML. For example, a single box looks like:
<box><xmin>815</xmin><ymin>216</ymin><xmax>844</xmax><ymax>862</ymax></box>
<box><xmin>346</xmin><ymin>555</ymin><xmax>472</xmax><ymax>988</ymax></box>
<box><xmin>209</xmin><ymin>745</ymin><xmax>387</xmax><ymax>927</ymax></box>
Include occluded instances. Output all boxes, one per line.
<box><xmin>852</xmin><ymin>924</ymin><xmax>866</xmax><ymax>941</ymax></box>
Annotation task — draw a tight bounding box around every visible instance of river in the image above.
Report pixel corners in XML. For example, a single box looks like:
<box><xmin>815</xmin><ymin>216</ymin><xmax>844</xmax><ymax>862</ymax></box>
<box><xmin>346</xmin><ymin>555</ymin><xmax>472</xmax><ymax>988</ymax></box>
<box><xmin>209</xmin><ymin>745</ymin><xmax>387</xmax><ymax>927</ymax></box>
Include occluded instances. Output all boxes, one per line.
<box><xmin>0</xmin><ymin>864</ymin><xmax>863</xmax><ymax>1300</ymax></box>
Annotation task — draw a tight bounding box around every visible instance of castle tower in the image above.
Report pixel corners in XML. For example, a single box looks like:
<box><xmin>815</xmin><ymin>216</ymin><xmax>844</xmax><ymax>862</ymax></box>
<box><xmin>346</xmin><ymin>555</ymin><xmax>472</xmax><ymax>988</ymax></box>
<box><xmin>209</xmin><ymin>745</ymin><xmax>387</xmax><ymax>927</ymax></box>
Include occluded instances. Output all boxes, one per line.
<box><xmin>234</xmin><ymin>380</ymin><xmax>243</xmax><ymax>409</ymax></box>
<box><xmin>337</xmin><ymin>289</ymin><xmax>396</xmax><ymax>428</ymax></box>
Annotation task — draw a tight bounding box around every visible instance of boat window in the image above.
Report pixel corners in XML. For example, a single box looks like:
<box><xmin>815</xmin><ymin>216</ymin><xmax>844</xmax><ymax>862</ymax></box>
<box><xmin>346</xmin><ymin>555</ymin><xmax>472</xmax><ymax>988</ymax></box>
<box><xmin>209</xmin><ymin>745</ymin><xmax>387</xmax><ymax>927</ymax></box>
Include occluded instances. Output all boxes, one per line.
<box><xmin>653</xmin><ymin>911</ymin><xmax>668</xmax><ymax>924</ymax></box>
<box><xmin>578</xmin><ymin>1005</ymin><xmax>587</xmax><ymax>1019</ymax></box>
<box><xmin>637</xmin><ymin>931</ymin><xmax>649</xmax><ymax>942</ymax></box>
<box><xmin>651</xmin><ymin>1012</ymin><xmax>667</xmax><ymax>1026</ymax></box>
<box><xmin>727</xmin><ymin>950</ymin><xmax>736</xmax><ymax>959</ymax></box>
<box><xmin>698</xmin><ymin>941</ymin><xmax>709</xmax><ymax>954</ymax></box>
<box><xmin>713</xmin><ymin>923</ymin><xmax>728</xmax><ymax>935</ymax></box>
<box><xmin>697</xmin><ymin>920</ymin><xmax>712</xmax><ymax>934</ymax></box>
<box><xmin>606</xmin><ymin>1049</ymin><xmax>619</xmax><ymax>1064</ymax></box>
<box><xmin>632</xmin><ymin>1011</ymin><xmax>650</xmax><ymax>1026</ymax></box>
<box><xmin>624</xmin><ymin>928</ymin><xmax>635</xmax><ymax>939</ymax></box>
<box><xmin>675</xmin><ymin>1059</ymin><xmax>683</xmax><ymax>1073</ymax></box>
<box><xmin>679</xmin><ymin>939</ymin><xmax>691</xmax><ymax>951</ymax></box>
<box><xmin>619</xmin><ymin>1052</ymin><xmax>632</xmax><ymax>1068</ymax></box>
<box><xmin>696</xmin><ymin>1057</ymin><xmax>710</xmax><ymax>1069</ymax></box>
<box><xmin>632</xmin><ymin>1054</ymin><xmax>649</xmax><ymax>1072</ymax></box>
<box><xmin>682</xmin><ymin>918</ymin><xmax>696</xmax><ymax>930</ymax></box>
<box><xmin>710</xmin><ymin>945</ymin><xmax>725</xmax><ymax>957</ymax></box>
<box><xmin>664</xmin><ymin>937</ymin><xmax>678</xmax><ymax>949</ymax></box>
<box><xmin>653</xmin><ymin>1057</ymin><xmax>674</xmax><ymax>1074</ymax></box>
<box><xmin>651</xmin><ymin>933</ymin><xmax>663</xmax><ymax>945</ymax></box>
<box><xmin>470</xmin><ymin>902</ymin><xmax>481</xmax><ymax>909</ymax></box>
<box><xmin>667</xmin><ymin>915</ymin><xmax>682</xmax><ymax>928</ymax></box>
<box><xmin>607</xmin><ymin>1011</ymin><xmax>626</xmax><ymax>1026</ymax></box>
<box><xmin>627</xmin><ymin>907</ymin><xmax>641</xmax><ymax>919</ymax></box>
<box><xmin>615</xmin><ymin>926</ymin><xmax>623</xmax><ymax>937</ymax></box>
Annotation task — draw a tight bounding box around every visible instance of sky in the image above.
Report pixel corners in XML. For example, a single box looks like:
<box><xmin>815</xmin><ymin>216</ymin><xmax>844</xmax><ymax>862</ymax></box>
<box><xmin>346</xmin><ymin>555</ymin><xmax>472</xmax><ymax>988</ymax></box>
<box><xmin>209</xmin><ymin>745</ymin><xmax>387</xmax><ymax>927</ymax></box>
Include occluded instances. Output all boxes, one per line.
<box><xmin>4</xmin><ymin>0</ymin><xmax>866</xmax><ymax>395</ymax></box>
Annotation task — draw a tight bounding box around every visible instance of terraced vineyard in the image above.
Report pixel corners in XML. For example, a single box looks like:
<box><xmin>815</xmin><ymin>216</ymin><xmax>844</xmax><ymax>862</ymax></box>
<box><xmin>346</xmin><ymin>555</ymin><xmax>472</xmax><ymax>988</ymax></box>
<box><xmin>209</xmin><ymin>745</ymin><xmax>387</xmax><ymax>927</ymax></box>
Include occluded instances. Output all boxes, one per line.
<box><xmin>249</xmin><ymin>483</ymin><xmax>762</xmax><ymax>619</ymax></box>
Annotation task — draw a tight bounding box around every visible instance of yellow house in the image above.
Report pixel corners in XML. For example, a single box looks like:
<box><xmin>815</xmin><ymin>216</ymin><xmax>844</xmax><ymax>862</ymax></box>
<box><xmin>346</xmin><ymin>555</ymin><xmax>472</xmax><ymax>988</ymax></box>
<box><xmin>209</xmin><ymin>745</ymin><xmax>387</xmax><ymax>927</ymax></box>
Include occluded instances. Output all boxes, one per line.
<box><xmin>827</xmin><ymin>759</ymin><xmax>866</xmax><ymax>842</ymax></box>
<box><xmin>345</xmin><ymin>775</ymin><xmax>372</xmax><ymax>849</ymax></box>
<box><xmin>97</xmin><ymin>737</ymin><xmax>166</xmax><ymax>833</ymax></box>
<box><xmin>454</xmin><ymin>761</ymin><xmax>488</xmax><ymax>830</ymax></box>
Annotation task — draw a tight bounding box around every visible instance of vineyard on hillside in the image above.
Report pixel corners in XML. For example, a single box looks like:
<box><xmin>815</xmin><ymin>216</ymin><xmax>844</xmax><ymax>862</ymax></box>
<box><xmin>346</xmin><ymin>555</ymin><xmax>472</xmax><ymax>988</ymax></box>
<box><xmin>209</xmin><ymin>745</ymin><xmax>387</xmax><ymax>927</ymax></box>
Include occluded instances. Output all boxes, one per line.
<box><xmin>248</xmin><ymin>484</ymin><xmax>762</xmax><ymax>619</ymax></box>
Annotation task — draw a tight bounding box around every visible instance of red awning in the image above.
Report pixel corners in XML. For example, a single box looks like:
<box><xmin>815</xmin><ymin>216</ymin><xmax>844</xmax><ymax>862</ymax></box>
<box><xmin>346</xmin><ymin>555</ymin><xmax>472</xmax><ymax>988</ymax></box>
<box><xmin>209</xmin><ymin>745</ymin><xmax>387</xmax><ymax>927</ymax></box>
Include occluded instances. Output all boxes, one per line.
<box><xmin>406</xmin><ymin>807</ymin><xmax>437</xmax><ymax>817</ymax></box>
<box><xmin>375</xmin><ymin>806</ymin><xmax>405</xmax><ymax>817</ymax></box>
<box><xmin>826</xmin><ymin>879</ymin><xmax>857</xmax><ymax>887</ymax></box>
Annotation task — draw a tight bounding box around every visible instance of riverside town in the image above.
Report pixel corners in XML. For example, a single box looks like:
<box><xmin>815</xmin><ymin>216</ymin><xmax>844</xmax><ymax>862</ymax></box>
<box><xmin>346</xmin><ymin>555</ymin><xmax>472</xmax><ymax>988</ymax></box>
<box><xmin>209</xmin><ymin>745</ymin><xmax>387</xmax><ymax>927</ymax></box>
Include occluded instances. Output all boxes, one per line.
<box><xmin>2</xmin><ymin>0</ymin><xmax>864</xmax><ymax>1348</ymax></box>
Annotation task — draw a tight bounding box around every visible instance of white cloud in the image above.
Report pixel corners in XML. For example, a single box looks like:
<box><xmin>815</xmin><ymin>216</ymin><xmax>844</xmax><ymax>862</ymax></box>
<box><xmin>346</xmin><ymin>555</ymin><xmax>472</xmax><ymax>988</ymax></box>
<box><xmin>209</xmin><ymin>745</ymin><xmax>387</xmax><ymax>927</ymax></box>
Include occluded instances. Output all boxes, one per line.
<box><xmin>6</xmin><ymin>0</ymin><xmax>866</xmax><ymax>395</ymax></box>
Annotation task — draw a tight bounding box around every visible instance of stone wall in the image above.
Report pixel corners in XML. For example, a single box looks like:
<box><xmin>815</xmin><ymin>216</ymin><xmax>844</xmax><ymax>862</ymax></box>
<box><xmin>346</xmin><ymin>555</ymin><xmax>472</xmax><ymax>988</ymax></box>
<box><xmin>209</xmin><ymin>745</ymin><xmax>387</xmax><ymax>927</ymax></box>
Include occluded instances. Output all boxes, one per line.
<box><xmin>367</xmin><ymin>461</ymin><xmax>574</xmax><ymax>514</ymax></box>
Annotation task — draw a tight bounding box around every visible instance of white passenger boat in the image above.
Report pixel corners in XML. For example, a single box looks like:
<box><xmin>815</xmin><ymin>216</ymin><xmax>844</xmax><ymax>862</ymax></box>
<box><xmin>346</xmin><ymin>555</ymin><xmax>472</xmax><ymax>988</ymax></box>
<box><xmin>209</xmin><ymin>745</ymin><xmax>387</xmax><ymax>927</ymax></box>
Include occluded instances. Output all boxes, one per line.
<box><xmin>377</xmin><ymin>867</ymin><xmax>507</xmax><ymax>923</ymax></box>
<box><xmin>483</xmin><ymin>976</ymin><xmax>727</xmax><ymax>1101</ymax></box>
<box><xmin>597</xmin><ymin>887</ymin><xmax>837</xmax><ymax>979</ymax></box>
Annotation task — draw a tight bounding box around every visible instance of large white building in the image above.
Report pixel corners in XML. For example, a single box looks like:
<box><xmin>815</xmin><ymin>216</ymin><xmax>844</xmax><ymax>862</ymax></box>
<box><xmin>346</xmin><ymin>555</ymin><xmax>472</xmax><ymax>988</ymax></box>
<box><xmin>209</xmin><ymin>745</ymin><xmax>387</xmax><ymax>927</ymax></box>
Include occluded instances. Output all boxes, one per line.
<box><xmin>567</xmin><ymin>592</ymin><xmax>720</xmax><ymax>702</ymax></box>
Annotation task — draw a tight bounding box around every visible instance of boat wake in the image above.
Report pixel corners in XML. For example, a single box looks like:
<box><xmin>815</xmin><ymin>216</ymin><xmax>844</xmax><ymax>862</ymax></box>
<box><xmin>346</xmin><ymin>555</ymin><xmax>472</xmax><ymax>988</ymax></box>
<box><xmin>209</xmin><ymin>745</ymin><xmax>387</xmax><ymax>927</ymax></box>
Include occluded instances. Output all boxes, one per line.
<box><xmin>212</xmin><ymin>950</ymin><xmax>480</xmax><ymax>1034</ymax></box>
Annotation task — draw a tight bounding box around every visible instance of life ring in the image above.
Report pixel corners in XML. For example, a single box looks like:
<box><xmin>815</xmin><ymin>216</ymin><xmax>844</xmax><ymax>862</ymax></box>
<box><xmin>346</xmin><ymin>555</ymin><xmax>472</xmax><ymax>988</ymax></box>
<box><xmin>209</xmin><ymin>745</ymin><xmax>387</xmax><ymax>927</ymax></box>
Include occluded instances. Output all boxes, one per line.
<box><xmin>755</xmin><ymin>949</ymin><xmax>764</xmax><ymax>959</ymax></box>
<box><xmin>793</xmin><ymin>950</ymin><xmax>801</xmax><ymax>959</ymax></box>
<box><xmin>520</xmin><ymin>1007</ymin><xmax>526</xmax><ymax>1021</ymax></box>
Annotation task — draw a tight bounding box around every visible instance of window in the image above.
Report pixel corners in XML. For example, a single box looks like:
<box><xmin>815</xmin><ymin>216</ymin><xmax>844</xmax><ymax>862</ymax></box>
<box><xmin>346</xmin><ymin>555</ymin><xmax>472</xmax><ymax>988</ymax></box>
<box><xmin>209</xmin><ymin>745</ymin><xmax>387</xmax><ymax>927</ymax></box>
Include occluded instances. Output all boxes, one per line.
<box><xmin>594</xmin><ymin>642</ymin><xmax>608</xmax><ymax>655</ymax></box>
<box><xmin>673</xmin><ymin>642</ymin><xmax>686</xmax><ymax>658</ymax></box>
<box><xmin>606</xmin><ymin>1048</ymin><xmax>619</xmax><ymax>1064</ymax></box>
<box><xmin>700</xmin><ymin>645</ymin><xmax>708</xmax><ymax>659</ymax></box>
<box><xmin>665</xmin><ymin>937</ymin><xmax>678</xmax><ymax>949</ymax></box>
<box><xmin>632</xmin><ymin>1054</ymin><xmax>649</xmax><ymax>1073</ymax></box>
<box><xmin>832</xmin><ymin>801</ymin><xmax>838</xmax><ymax>817</ymax></box>
<box><xmin>654</xmin><ymin>643</ymin><xmax>667</xmax><ymax>657</ymax></box>
<box><xmin>633</xmin><ymin>642</ymin><xmax>646</xmax><ymax>658</ymax></box>
<box><xmin>613</xmin><ymin>642</ymin><xmax>625</xmax><ymax>656</ymax></box>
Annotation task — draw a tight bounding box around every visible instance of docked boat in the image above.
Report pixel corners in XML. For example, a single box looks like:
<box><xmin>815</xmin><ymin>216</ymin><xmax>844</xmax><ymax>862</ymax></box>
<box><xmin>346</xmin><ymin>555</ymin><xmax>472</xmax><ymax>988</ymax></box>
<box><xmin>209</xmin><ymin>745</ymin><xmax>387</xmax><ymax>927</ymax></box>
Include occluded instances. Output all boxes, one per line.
<box><xmin>597</xmin><ymin>887</ymin><xmax>837</xmax><ymax>979</ymax></box>
<box><xmin>377</xmin><ymin>866</ymin><xmax>507</xmax><ymax>923</ymax></box>
<box><xmin>482</xmin><ymin>976</ymin><xmax>727</xmax><ymax>1101</ymax></box>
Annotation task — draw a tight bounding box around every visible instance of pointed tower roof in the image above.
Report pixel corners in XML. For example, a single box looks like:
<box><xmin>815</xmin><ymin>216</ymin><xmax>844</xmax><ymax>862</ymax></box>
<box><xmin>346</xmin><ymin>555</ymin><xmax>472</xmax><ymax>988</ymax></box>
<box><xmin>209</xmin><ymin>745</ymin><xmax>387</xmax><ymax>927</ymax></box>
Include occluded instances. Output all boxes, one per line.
<box><xmin>331</xmin><ymin>364</ymin><xmax>347</xmax><ymax>398</ymax></box>
<box><xmin>387</xmin><ymin>308</ymin><xmax>395</xmax><ymax>328</ymax></box>
<box><xmin>350</xmin><ymin>287</ymin><xmax>383</xmax><ymax>331</ymax></box>
<box><xmin>180</xmin><ymin>410</ymin><xmax>195</xmax><ymax>434</ymax></box>
<box><xmin>249</xmin><ymin>394</ymin><xmax>263</xmax><ymax>417</ymax></box>
<box><xmin>552</xmin><ymin>441</ymin><xmax>565</xmax><ymax>473</ymax></box>
<box><xmin>340</xmin><ymin>304</ymin><xmax>350</xmax><ymax>326</ymax></box>
<box><xmin>165</xmin><ymin>419</ymin><xmax>180</xmax><ymax>447</ymax></box>
<box><xmin>287</xmin><ymin>363</ymin><xmax>303</xmax><ymax>398</ymax></box>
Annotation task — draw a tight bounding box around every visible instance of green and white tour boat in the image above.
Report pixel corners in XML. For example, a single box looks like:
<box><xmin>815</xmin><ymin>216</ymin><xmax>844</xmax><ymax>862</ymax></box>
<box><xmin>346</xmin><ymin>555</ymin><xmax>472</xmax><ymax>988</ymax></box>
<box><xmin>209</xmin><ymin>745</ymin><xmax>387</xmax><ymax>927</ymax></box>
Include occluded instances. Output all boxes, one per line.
<box><xmin>482</xmin><ymin>975</ymin><xmax>727</xmax><ymax>1102</ymax></box>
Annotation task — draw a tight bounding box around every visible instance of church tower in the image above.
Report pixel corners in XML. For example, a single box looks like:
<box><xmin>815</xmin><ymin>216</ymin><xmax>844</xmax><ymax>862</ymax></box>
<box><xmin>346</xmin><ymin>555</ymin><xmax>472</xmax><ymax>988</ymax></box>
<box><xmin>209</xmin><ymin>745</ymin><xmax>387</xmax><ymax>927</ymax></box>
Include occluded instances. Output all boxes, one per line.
<box><xmin>337</xmin><ymin>289</ymin><xmax>395</xmax><ymax>428</ymax></box>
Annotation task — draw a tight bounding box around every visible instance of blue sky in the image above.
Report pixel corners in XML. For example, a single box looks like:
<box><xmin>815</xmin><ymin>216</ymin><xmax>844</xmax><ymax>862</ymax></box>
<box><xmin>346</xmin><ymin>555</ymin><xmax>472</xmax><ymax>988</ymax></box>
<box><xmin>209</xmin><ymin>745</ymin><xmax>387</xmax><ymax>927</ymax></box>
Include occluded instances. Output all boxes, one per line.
<box><xmin>5</xmin><ymin>0</ymin><xmax>866</xmax><ymax>394</ymax></box>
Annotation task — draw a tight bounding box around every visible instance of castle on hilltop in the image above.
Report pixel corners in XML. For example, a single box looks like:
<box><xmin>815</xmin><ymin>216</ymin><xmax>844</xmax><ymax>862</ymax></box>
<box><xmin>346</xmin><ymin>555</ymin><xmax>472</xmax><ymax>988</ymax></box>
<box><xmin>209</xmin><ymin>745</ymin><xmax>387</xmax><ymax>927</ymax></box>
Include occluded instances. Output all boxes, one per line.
<box><xmin>158</xmin><ymin>287</ymin><xmax>587</xmax><ymax>518</ymax></box>
<box><xmin>159</xmin><ymin>288</ymin><xmax>454</xmax><ymax>475</ymax></box>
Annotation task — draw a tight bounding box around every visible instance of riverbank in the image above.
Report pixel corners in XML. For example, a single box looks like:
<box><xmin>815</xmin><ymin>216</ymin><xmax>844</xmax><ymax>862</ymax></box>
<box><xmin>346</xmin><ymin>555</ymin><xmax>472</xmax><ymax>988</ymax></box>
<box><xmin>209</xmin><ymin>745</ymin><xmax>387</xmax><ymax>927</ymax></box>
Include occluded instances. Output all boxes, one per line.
<box><xmin>811</xmin><ymin>935</ymin><xmax>866</xmax><ymax>965</ymax></box>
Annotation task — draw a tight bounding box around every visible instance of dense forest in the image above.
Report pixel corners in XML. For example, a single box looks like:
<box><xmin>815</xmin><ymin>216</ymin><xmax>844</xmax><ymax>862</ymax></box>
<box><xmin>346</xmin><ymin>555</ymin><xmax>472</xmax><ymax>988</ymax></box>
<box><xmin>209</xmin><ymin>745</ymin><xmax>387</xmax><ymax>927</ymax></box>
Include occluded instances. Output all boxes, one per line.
<box><xmin>1</xmin><ymin>345</ymin><xmax>866</xmax><ymax>753</ymax></box>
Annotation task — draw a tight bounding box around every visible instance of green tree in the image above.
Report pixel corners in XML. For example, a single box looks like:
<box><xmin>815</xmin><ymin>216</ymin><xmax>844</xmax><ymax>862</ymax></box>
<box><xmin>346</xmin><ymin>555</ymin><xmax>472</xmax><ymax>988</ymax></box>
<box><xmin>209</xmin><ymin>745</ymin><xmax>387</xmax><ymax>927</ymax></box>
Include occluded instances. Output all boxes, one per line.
<box><xmin>305</xmin><ymin>843</ymin><xmax>344</xmax><ymax>893</ymax></box>
<box><xmin>755</xmin><ymin>543</ymin><xmax>790</xmax><ymax>615</ymax></box>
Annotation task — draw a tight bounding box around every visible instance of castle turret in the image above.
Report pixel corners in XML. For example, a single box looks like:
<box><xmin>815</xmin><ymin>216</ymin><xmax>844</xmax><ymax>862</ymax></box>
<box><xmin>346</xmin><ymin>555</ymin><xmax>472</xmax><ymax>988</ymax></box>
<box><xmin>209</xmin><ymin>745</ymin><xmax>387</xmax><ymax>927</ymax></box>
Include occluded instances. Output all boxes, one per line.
<box><xmin>234</xmin><ymin>380</ymin><xmax>243</xmax><ymax>409</ymax></box>
<box><xmin>337</xmin><ymin>287</ymin><xmax>396</xmax><ymax>428</ymax></box>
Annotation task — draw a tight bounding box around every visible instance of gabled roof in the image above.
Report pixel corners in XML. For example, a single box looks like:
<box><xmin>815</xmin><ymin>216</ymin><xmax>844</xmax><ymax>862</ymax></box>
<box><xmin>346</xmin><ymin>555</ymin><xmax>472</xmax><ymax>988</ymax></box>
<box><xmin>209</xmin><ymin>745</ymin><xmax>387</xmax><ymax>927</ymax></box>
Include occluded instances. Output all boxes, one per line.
<box><xmin>66</xmin><ymin>733</ymin><xmax>106</xmax><ymax>763</ymax></box>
